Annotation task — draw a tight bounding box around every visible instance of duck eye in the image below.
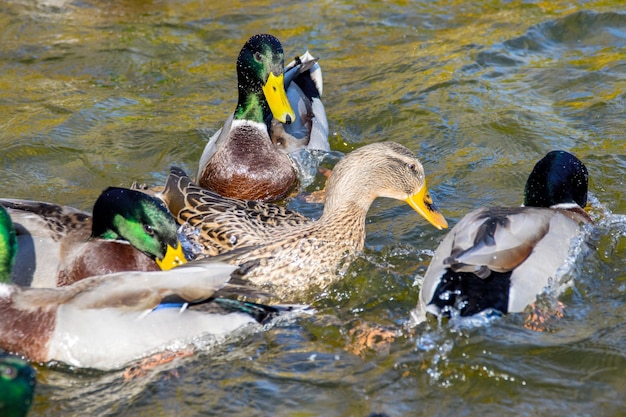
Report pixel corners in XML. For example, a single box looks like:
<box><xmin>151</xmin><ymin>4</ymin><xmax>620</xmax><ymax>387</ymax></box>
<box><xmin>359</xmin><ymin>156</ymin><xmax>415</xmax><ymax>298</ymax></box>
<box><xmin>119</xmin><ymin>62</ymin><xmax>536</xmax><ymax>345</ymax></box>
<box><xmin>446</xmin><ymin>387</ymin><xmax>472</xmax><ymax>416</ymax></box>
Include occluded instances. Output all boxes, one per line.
<box><xmin>144</xmin><ymin>224</ymin><xmax>154</xmax><ymax>236</ymax></box>
<box><xmin>254</xmin><ymin>52</ymin><xmax>262</xmax><ymax>62</ymax></box>
<box><xmin>407</xmin><ymin>163</ymin><xmax>417</xmax><ymax>172</ymax></box>
<box><xmin>1</xmin><ymin>366</ymin><xmax>17</xmax><ymax>380</ymax></box>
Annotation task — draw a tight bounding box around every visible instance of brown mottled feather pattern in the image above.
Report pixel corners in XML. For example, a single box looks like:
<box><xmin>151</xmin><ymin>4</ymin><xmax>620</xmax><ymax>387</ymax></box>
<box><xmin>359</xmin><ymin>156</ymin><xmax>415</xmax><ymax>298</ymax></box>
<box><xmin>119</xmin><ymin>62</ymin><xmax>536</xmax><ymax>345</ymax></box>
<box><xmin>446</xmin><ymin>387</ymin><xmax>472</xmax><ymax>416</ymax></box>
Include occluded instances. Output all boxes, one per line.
<box><xmin>163</xmin><ymin>167</ymin><xmax>309</xmax><ymax>256</ymax></box>
<box><xmin>214</xmin><ymin>206</ymin><xmax>367</xmax><ymax>300</ymax></box>
<box><xmin>169</xmin><ymin>142</ymin><xmax>443</xmax><ymax>302</ymax></box>
<box><xmin>1</xmin><ymin>199</ymin><xmax>92</xmax><ymax>242</ymax></box>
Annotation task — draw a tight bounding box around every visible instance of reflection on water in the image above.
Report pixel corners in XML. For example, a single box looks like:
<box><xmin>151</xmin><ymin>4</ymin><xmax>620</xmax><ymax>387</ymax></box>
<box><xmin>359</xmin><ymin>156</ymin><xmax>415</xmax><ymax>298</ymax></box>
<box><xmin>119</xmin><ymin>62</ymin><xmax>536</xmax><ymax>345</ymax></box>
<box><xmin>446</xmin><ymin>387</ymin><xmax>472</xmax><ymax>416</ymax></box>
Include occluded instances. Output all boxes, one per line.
<box><xmin>0</xmin><ymin>1</ymin><xmax>625</xmax><ymax>416</ymax></box>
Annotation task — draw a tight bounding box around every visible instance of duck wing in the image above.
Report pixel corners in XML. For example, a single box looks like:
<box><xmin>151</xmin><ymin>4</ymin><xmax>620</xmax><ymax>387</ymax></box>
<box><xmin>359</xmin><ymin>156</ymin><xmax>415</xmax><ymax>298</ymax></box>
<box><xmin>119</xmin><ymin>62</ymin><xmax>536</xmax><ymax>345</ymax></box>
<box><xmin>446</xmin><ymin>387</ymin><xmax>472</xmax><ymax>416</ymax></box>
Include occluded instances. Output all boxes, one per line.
<box><xmin>162</xmin><ymin>166</ymin><xmax>310</xmax><ymax>255</ymax></box>
<box><xmin>444</xmin><ymin>207</ymin><xmax>554</xmax><ymax>278</ymax></box>
<box><xmin>197</xmin><ymin>114</ymin><xmax>234</xmax><ymax>180</ymax></box>
<box><xmin>416</xmin><ymin>206</ymin><xmax>589</xmax><ymax>320</ymax></box>
<box><xmin>0</xmin><ymin>198</ymin><xmax>92</xmax><ymax>287</ymax></box>
<box><xmin>0</xmin><ymin>198</ymin><xmax>91</xmax><ymax>241</ymax></box>
<box><xmin>15</xmin><ymin>262</ymin><xmax>238</xmax><ymax>311</ymax></box>
<box><xmin>272</xmin><ymin>51</ymin><xmax>329</xmax><ymax>153</ymax></box>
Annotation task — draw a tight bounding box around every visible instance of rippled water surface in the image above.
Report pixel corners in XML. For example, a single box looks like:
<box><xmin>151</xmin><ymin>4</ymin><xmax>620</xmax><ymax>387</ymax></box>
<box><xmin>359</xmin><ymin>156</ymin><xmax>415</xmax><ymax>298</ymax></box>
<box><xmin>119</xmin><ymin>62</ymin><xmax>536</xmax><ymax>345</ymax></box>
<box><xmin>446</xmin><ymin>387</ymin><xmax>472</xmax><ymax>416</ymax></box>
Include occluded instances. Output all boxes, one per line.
<box><xmin>1</xmin><ymin>1</ymin><xmax>625</xmax><ymax>416</ymax></box>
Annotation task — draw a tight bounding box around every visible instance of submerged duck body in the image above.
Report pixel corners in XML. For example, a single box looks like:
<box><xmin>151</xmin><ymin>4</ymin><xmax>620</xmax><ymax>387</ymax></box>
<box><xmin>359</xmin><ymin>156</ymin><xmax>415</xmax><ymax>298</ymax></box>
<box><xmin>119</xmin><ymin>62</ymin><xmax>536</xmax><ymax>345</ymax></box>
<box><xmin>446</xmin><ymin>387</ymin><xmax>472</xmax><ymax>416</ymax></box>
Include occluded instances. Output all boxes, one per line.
<box><xmin>0</xmin><ymin>263</ymin><xmax>291</xmax><ymax>371</ymax></box>
<box><xmin>1</xmin><ymin>188</ymin><xmax>186</xmax><ymax>288</ymax></box>
<box><xmin>197</xmin><ymin>34</ymin><xmax>329</xmax><ymax>202</ymax></box>
<box><xmin>172</xmin><ymin>142</ymin><xmax>448</xmax><ymax>302</ymax></box>
<box><xmin>412</xmin><ymin>150</ymin><xmax>592</xmax><ymax>323</ymax></box>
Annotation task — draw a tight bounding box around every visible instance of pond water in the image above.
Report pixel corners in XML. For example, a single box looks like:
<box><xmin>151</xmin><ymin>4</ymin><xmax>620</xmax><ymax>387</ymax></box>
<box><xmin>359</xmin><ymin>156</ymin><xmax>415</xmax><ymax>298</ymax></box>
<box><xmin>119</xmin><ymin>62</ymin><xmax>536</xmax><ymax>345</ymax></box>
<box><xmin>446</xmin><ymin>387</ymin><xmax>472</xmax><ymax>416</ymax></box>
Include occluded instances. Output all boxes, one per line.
<box><xmin>0</xmin><ymin>0</ymin><xmax>625</xmax><ymax>416</ymax></box>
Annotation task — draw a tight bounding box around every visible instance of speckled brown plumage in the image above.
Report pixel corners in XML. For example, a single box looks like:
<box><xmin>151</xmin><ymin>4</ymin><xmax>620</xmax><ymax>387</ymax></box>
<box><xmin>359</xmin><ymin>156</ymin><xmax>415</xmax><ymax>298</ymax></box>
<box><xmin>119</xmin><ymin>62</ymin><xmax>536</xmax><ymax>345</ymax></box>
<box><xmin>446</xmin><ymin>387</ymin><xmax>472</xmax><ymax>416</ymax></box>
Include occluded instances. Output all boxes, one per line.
<box><xmin>172</xmin><ymin>142</ymin><xmax>448</xmax><ymax>302</ymax></box>
<box><xmin>162</xmin><ymin>166</ymin><xmax>309</xmax><ymax>256</ymax></box>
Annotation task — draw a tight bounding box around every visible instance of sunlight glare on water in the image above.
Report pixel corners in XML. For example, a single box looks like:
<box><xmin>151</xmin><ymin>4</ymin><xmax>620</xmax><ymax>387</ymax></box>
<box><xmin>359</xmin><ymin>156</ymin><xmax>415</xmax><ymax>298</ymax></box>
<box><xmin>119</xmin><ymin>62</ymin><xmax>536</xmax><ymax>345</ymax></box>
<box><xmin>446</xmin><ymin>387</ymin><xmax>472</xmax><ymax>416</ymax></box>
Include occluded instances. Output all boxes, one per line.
<box><xmin>0</xmin><ymin>0</ymin><xmax>624</xmax><ymax>416</ymax></box>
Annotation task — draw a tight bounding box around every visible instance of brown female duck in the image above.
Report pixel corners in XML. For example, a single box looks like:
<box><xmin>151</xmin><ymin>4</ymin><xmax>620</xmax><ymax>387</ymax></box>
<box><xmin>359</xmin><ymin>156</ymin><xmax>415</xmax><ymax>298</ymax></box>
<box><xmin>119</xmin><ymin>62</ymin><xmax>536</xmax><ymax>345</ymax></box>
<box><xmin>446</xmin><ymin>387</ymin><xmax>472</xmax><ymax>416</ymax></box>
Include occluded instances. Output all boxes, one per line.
<box><xmin>164</xmin><ymin>142</ymin><xmax>448</xmax><ymax>302</ymax></box>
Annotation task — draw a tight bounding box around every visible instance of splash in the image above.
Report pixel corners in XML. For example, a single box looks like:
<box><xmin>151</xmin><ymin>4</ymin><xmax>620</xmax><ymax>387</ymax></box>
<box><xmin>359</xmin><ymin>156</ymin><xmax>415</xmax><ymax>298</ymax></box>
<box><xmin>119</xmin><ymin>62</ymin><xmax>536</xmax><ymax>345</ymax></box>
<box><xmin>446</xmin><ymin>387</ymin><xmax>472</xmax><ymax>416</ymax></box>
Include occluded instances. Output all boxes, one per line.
<box><xmin>288</xmin><ymin>149</ymin><xmax>332</xmax><ymax>190</ymax></box>
<box><xmin>177</xmin><ymin>223</ymin><xmax>206</xmax><ymax>260</ymax></box>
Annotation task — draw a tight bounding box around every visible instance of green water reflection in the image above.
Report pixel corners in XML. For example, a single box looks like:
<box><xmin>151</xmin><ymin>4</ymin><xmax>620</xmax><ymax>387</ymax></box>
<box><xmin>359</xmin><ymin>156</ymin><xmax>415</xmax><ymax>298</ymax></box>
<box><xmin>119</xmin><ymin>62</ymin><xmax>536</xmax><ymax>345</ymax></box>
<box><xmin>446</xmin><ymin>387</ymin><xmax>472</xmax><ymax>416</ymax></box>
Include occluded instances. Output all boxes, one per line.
<box><xmin>0</xmin><ymin>0</ymin><xmax>624</xmax><ymax>416</ymax></box>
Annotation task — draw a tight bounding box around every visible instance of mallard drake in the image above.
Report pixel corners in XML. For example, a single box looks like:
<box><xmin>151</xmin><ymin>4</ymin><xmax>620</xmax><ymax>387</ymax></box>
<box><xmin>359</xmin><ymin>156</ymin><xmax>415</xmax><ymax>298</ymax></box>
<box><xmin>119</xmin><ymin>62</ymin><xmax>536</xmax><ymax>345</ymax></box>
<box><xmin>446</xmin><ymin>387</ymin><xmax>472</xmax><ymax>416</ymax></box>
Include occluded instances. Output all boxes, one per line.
<box><xmin>412</xmin><ymin>150</ymin><xmax>592</xmax><ymax>323</ymax></box>
<box><xmin>166</xmin><ymin>142</ymin><xmax>448</xmax><ymax>302</ymax></box>
<box><xmin>1</xmin><ymin>187</ymin><xmax>186</xmax><ymax>288</ymax></box>
<box><xmin>0</xmin><ymin>205</ymin><xmax>299</xmax><ymax>370</ymax></box>
<box><xmin>0</xmin><ymin>353</ymin><xmax>35</xmax><ymax>417</ymax></box>
<box><xmin>197</xmin><ymin>33</ymin><xmax>329</xmax><ymax>202</ymax></box>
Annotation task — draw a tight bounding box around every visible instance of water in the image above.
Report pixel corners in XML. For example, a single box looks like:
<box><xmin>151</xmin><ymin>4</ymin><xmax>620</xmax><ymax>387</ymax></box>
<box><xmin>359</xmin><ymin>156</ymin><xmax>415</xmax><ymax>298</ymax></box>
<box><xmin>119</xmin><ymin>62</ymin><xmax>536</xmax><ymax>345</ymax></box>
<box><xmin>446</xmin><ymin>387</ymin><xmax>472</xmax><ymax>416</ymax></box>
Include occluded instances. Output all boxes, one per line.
<box><xmin>0</xmin><ymin>0</ymin><xmax>625</xmax><ymax>416</ymax></box>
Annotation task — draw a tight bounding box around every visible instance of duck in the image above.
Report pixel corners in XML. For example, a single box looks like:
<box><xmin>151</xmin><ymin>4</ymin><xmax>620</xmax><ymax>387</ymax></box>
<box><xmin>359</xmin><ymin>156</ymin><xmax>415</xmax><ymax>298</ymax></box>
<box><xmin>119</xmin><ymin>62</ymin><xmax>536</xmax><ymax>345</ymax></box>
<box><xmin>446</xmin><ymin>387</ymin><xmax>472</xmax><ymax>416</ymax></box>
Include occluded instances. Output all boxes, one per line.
<box><xmin>412</xmin><ymin>150</ymin><xmax>593</xmax><ymax>323</ymax></box>
<box><xmin>197</xmin><ymin>33</ymin><xmax>329</xmax><ymax>202</ymax></box>
<box><xmin>0</xmin><ymin>353</ymin><xmax>36</xmax><ymax>417</ymax></box>
<box><xmin>0</xmin><ymin>204</ymin><xmax>300</xmax><ymax>371</ymax></box>
<box><xmin>165</xmin><ymin>142</ymin><xmax>449</xmax><ymax>302</ymax></box>
<box><xmin>0</xmin><ymin>187</ymin><xmax>186</xmax><ymax>288</ymax></box>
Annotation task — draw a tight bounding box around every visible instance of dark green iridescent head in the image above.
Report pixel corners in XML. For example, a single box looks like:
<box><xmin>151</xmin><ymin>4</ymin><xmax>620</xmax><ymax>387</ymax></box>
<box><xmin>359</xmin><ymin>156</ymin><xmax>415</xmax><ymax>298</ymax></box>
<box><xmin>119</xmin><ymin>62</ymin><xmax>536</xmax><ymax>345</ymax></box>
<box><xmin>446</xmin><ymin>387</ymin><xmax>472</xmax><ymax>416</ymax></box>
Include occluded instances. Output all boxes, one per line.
<box><xmin>91</xmin><ymin>188</ymin><xmax>181</xmax><ymax>262</ymax></box>
<box><xmin>235</xmin><ymin>33</ymin><xmax>287</xmax><ymax>124</ymax></box>
<box><xmin>523</xmin><ymin>150</ymin><xmax>588</xmax><ymax>208</ymax></box>
<box><xmin>0</xmin><ymin>205</ymin><xmax>17</xmax><ymax>283</ymax></box>
<box><xmin>0</xmin><ymin>353</ymin><xmax>36</xmax><ymax>417</ymax></box>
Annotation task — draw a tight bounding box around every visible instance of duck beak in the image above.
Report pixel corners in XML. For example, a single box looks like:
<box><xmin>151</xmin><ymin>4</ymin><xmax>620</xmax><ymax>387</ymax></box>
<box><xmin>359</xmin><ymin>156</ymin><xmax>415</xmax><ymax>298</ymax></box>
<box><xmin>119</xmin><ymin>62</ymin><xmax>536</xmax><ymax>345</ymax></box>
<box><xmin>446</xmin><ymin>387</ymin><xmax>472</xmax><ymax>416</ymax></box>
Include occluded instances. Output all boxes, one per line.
<box><xmin>263</xmin><ymin>72</ymin><xmax>295</xmax><ymax>124</ymax></box>
<box><xmin>156</xmin><ymin>243</ymin><xmax>187</xmax><ymax>270</ymax></box>
<box><xmin>405</xmin><ymin>183</ymin><xmax>448</xmax><ymax>230</ymax></box>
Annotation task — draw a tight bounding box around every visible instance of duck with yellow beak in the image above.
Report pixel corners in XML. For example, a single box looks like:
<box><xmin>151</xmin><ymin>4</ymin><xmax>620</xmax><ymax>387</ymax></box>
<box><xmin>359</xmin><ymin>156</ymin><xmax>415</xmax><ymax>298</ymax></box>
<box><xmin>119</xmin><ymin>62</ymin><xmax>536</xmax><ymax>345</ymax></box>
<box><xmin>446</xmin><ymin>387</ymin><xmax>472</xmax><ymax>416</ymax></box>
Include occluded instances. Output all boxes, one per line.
<box><xmin>166</xmin><ymin>142</ymin><xmax>447</xmax><ymax>303</ymax></box>
<box><xmin>2</xmin><ymin>187</ymin><xmax>186</xmax><ymax>288</ymax></box>
<box><xmin>198</xmin><ymin>34</ymin><xmax>329</xmax><ymax>202</ymax></box>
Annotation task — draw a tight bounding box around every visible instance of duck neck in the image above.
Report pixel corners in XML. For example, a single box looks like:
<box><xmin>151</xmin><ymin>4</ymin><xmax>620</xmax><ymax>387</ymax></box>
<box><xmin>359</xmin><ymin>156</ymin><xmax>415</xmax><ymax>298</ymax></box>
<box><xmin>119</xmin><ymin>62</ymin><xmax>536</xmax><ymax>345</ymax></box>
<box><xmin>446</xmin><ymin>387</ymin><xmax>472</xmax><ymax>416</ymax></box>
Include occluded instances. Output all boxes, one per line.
<box><xmin>318</xmin><ymin>181</ymin><xmax>376</xmax><ymax>251</ymax></box>
<box><xmin>317</xmin><ymin>204</ymin><xmax>368</xmax><ymax>251</ymax></box>
<box><xmin>321</xmin><ymin>169</ymin><xmax>378</xmax><ymax>219</ymax></box>
<box><xmin>235</xmin><ymin>89</ymin><xmax>271</xmax><ymax>126</ymax></box>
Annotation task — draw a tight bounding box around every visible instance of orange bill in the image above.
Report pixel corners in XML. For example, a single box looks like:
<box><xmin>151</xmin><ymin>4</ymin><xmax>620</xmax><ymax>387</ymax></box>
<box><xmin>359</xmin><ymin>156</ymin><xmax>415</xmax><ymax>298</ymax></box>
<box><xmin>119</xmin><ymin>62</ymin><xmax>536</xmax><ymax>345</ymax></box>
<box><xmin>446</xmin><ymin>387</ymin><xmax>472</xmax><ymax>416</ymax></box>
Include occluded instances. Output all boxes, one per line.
<box><xmin>405</xmin><ymin>182</ymin><xmax>448</xmax><ymax>230</ymax></box>
<box><xmin>262</xmin><ymin>72</ymin><xmax>295</xmax><ymax>124</ymax></box>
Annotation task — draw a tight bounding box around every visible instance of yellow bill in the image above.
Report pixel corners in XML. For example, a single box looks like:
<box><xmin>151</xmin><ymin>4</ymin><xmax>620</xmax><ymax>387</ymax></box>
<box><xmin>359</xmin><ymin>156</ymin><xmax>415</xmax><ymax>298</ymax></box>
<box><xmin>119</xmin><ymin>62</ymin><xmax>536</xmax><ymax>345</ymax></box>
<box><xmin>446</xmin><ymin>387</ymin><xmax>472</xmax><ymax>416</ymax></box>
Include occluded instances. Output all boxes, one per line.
<box><xmin>405</xmin><ymin>183</ymin><xmax>448</xmax><ymax>230</ymax></box>
<box><xmin>262</xmin><ymin>72</ymin><xmax>295</xmax><ymax>124</ymax></box>
<box><xmin>156</xmin><ymin>243</ymin><xmax>187</xmax><ymax>270</ymax></box>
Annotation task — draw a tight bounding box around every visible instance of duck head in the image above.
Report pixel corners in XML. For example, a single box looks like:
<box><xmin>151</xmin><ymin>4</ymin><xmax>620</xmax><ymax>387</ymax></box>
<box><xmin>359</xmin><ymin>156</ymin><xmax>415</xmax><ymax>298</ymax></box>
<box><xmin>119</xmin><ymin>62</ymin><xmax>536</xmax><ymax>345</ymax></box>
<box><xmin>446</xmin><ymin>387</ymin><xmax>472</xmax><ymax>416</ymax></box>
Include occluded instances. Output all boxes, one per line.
<box><xmin>235</xmin><ymin>34</ymin><xmax>295</xmax><ymax>125</ymax></box>
<box><xmin>322</xmin><ymin>142</ymin><xmax>448</xmax><ymax>230</ymax></box>
<box><xmin>524</xmin><ymin>150</ymin><xmax>588</xmax><ymax>209</ymax></box>
<box><xmin>91</xmin><ymin>188</ymin><xmax>186</xmax><ymax>270</ymax></box>
<box><xmin>0</xmin><ymin>353</ymin><xmax>36</xmax><ymax>417</ymax></box>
